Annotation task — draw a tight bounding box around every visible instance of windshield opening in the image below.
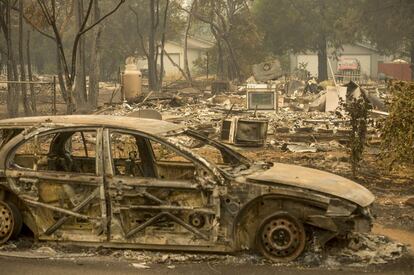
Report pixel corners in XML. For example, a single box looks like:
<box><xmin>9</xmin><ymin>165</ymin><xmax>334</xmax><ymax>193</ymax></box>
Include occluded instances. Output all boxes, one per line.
<box><xmin>167</xmin><ymin>129</ymin><xmax>252</xmax><ymax>174</ymax></box>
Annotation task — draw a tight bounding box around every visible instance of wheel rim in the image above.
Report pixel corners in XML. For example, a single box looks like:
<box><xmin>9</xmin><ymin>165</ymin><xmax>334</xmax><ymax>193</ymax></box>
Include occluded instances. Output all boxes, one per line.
<box><xmin>258</xmin><ymin>214</ymin><xmax>305</xmax><ymax>261</ymax></box>
<box><xmin>0</xmin><ymin>201</ymin><xmax>14</xmax><ymax>244</ymax></box>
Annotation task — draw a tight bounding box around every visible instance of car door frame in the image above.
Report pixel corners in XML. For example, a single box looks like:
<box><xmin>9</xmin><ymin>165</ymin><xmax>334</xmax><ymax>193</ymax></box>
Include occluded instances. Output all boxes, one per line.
<box><xmin>2</xmin><ymin>126</ymin><xmax>109</xmax><ymax>242</ymax></box>
<box><xmin>103</xmin><ymin>127</ymin><xmax>225</xmax><ymax>249</ymax></box>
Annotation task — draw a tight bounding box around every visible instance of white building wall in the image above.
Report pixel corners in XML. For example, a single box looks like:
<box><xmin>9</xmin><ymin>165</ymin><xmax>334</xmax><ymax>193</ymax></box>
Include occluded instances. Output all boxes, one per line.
<box><xmin>134</xmin><ymin>39</ymin><xmax>211</xmax><ymax>80</ymax></box>
<box><xmin>162</xmin><ymin>43</ymin><xmax>183</xmax><ymax>79</ymax></box>
<box><xmin>297</xmin><ymin>54</ymin><xmax>318</xmax><ymax>77</ymax></box>
<box><xmin>290</xmin><ymin>44</ymin><xmax>392</xmax><ymax>79</ymax></box>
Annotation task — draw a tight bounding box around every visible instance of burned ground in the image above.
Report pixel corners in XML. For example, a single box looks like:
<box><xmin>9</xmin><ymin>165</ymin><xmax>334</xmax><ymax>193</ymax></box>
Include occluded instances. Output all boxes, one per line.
<box><xmin>0</xmin><ymin>81</ymin><xmax>413</xmax><ymax>272</ymax></box>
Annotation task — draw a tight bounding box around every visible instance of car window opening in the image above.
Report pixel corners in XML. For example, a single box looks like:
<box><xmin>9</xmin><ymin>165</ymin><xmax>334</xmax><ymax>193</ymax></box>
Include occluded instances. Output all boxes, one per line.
<box><xmin>168</xmin><ymin>130</ymin><xmax>252</xmax><ymax>175</ymax></box>
<box><xmin>11</xmin><ymin>130</ymin><xmax>97</xmax><ymax>175</ymax></box>
<box><xmin>110</xmin><ymin>131</ymin><xmax>199</xmax><ymax>181</ymax></box>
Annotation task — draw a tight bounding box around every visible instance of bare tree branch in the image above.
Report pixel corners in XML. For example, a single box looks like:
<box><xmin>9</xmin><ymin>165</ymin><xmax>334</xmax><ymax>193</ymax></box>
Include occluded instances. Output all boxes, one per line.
<box><xmin>10</xmin><ymin>5</ymin><xmax>55</xmax><ymax>40</ymax></box>
<box><xmin>37</xmin><ymin>0</ymin><xmax>71</xmax><ymax>83</ymax></box>
<box><xmin>178</xmin><ymin>5</ymin><xmax>222</xmax><ymax>36</ymax></box>
<box><xmin>129</xmin><ymin>5</ymin><xmax>149</xmax><ymax>58</ymax></box>
<box><xmin>70</xmin><ymin>0</ymin><xmax>95</xmax><ymax>79</ymax></box>
<box><xmin>158</xmin><ymin>0</ymin><xmax>170</xmax><ymax>85</ymax></box>
<box><xmin>163</xmin><ymin>49</ymin><xmax>188</xmax><ymax>80</ymax></box>
<box><xmin>79</xmin><ymin>0</ymin><xmax>125</xmax><ymax>36</ymax></box>
<box><xmin>59</xmin><ymin>0</ymin><xmax>75</xmax><ymax>35</ymax></box>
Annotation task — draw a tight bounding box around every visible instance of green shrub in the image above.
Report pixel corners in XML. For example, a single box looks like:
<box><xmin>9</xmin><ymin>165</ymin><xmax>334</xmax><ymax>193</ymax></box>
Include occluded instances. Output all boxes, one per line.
<box><xmin>381</xmin><ymin>81</ymin><xmax>414</xmax><ymax>168</ymax></box>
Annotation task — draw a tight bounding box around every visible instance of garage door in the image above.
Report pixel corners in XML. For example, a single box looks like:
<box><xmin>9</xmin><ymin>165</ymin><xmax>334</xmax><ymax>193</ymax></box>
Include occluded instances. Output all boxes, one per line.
<box><xmin>297</xmin><ymin>55</ymin><xmax>318</xmax><ymax>77</ymax></box>
<box><xmin>340</xmin><ymin>55</ymin><xmax>371</xmax><ymax>76</ymax></box>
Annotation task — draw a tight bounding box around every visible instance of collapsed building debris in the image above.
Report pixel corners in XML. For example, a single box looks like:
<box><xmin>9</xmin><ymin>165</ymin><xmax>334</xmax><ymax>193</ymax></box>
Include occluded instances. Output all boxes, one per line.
<box><xmin>97</xmin><ymin>77</ymin><xmax>385</xmax><ymax>153</ymax></box>
<box><xmin>127</xmin><ymin>109</ymin><xmax>162</xmax><ymax>120</ymax></box>
<box><xmin>345</xmin><ymin>81</ymin><xmax>387</xmax><ymax>112</ymax></box>
<box><xmin>1</xmin><ymin>68</ymin><xmax>409</xmax><ymax>267</ymax></box>
<box><xmin>212</xmin><ymin>80</ymin><xmax>230</xmax><ymax>95</ymax></box>
<box><xmin>252</xmin><ymin>60</ymin><xmax>283</xmax><ymax>82</ymax></box>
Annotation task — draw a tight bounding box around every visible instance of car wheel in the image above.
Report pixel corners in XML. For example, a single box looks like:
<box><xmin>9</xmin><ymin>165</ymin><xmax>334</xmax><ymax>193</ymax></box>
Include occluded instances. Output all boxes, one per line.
<box><xmin>0</xmin><ymin>201</ymin><xmax>22</xmax><ymax>244</ymax></box>
<box><xmin>256</xmin><ymin>211</ymin><xmax>306</xmax><ymax>262</ymax></box>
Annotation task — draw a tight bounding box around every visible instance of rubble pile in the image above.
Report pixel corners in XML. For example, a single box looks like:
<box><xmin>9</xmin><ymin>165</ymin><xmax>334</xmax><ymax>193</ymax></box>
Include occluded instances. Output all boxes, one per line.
<box><xmin>0</xmin><ymin>77</ymin><xmax>400</xmax><ymax>269</ymax></box>
<box><xmin>0</xmin><ymin>233</ymin><xmax>407</xmax><ymax>268</ymax></box>
<box><xmin>322</xmin><ymin>234</ymin><xmax>407</xmax><ymax>267</ymax></box>
<box><xmin>98</xmin><ymin>78</ymin><xmax>384</xmax><ymax>154</ymax></box>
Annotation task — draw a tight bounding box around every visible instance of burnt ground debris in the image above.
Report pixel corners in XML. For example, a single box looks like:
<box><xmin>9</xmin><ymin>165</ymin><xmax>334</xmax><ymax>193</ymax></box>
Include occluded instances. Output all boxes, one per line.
<box><xmin>0</xmin><ymin>77</ymin><xmax>413</xmax><ymax>271</ymax></box>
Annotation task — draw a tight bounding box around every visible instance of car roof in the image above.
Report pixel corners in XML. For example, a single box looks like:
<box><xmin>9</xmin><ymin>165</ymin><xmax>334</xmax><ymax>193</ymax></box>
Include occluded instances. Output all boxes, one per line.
<box><xmin>0</xmin><ymin>115</ymin><xmax>185</xmax><ymax>135</ymax></box>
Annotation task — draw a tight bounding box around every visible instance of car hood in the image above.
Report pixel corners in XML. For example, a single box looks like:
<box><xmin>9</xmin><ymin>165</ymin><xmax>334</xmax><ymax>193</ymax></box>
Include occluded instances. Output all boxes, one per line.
<box><xmin>246</xmin><ymin>163</ymin><xmax>375</xmax><ymax>207</ymax></box>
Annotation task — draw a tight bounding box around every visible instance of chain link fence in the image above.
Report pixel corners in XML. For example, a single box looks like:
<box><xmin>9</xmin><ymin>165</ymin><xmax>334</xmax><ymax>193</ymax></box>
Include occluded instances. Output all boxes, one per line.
<box><xmin>0</xmin><ymin>76</ymin><xmax>67</xmax><ymax>118</ymax></box>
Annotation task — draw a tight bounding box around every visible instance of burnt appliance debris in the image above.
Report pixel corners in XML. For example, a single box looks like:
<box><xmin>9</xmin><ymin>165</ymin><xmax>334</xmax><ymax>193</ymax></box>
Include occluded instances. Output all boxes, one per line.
<box><xmin>220</xmin><ymin>117</ymin><xmax>269</xmax><ymax>147</ymax></box>
<box><xmin>246</xmin><ymin>84</ymin><xmax>279</xmax><ymax>111</ymax></box>
<box><xmin>252</xmin><ymin>60</ymin><xmax>283</xmax><ymax>82</ymax></box>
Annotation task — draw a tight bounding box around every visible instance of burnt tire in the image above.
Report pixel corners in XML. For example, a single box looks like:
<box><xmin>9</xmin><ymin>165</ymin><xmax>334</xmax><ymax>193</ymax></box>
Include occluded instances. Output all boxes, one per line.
<box><xmin>256</xmin><ymin>211</ymin><xmax>306</xmax><ymax>262</ymax></box>
<box><xmin>0</xmin><ymin>201</ymin><xmax>22</xmax><ymax>244</ymax></box>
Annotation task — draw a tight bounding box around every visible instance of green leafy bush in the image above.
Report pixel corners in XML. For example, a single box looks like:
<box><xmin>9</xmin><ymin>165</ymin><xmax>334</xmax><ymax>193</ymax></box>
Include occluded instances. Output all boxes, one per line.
<box><xmin>381</xmin><ymin>81</ymin><xmax>414</xmax><ymax>168</ymax></box>
<box><xmin>346</xmin><ymin>97</ymin><xmax>371</xmax><ymax>177</ymax></box>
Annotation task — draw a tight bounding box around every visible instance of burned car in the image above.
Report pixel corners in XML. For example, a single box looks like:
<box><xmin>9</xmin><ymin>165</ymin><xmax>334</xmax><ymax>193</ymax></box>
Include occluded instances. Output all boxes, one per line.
<box><xmin>0</xmin><ymin>116</ymin><xmax>375</xmax><ymax>262</ymax></box>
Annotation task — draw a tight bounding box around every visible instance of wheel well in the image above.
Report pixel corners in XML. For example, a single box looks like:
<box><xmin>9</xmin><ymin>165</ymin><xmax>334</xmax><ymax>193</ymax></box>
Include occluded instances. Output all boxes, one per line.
<box><xmin>232</xmin><ymin>195</ymin><xmax>327</xmax><ymax>251</ymax></box>
<box><xmin>0</xmin><ymin>185</ymin><xmax>37</xmax><ymax>237</ymax></box>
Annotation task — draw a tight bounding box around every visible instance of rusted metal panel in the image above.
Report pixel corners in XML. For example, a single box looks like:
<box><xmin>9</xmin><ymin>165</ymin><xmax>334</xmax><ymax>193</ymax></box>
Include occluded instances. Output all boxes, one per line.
<box><xmin>247</xmin><ymin>163</ymin><xmax>375</xmax><ymax>207</ymax></box>
<box><xmin>378</xmin><ymin>63</ymin><xmax>412</xmax><ymax>81</ymax></box>
<box><xmin>0</xmin><ymin>115</ymin><xmax>185</xmax><ymax>135</ymax></box>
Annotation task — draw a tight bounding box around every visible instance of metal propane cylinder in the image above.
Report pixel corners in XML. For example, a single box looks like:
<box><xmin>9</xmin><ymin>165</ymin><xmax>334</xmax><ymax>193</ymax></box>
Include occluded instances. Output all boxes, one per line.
<box><xmin>122</xmin><ymin>63</ymin><xmax>142</xmax><ymax>102</ymax></box>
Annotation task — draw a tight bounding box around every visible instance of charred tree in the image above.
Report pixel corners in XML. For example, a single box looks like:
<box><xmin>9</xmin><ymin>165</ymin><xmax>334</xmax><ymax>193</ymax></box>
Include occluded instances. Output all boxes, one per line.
<box><xmin>0</xmin><ymin>48</ymin><xmax>5</xmax><ymax>76</ymax></box>
<box><xmin>158</xmin><ymin>0</ymin><xmax>169</xmax><ymax>87</ymax></box>
<box><xmin>182</xmin><ymin>0</ymin><xmax>195</xmax><ymax>83</ymax></box>
<box><xmin>87</xmin><ymin>0</ymin><xmax>101</xmax><ymax>109</ymax></box>
<box><xmin>56</xmin><ymin>44</ymin><xmax>68</xmax><ymax>103</ymax></box>
<box><xmin>0</xmin><ymin>1</ymin><xmax>20</xmax><ymax>117</ymax></box>
<box><xmin>26</xmin><ymin>30</ymin><xmax>36</xmax><ymax>114</ymax></box>
<box><xmin>35</xmin><ymin>0</ymin><xmax>124</xmax><ymax>113</ymax></box>
<box><xmin>180</xmin><ymin>0</ymin><xmax>245</xmax><ymax>81</ymax></box>
<box><xmin>75</xmin><ymin>0</ymin><xmax>88</xmax><ymax>109</ymax></box>
<box><xmin>317</xmin><ymin>36</ymin><xmax>328</xmax><ymax>82</ymax></box>
<box><xmin>148</xmin><ymin>0</ymin><xmax>158</xmax><ymax>92</ymax></box>
<box><xmin>130</xmin><ymin>1</ymin><xmax>171</xmax><ymax>91</ymax></box>
<box><xmin>19</xmin><ymin>0</ymin><xmax>31</xmax><ymax>115</ymax></box>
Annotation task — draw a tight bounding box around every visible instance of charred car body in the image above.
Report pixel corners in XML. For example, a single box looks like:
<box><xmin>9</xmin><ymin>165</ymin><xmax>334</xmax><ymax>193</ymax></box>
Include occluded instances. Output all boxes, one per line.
<box><xmin>0</xmin><ymin>116</ymin><xmax>375</xmax><ymax>262</ymax></box>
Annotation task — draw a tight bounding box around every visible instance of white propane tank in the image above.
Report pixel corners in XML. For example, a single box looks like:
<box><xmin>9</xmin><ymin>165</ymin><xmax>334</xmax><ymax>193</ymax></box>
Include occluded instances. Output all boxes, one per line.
<box><xmin>122</xmin><ymin>63</ymin><xmax>142</xmax><ymax>102</ymax></box>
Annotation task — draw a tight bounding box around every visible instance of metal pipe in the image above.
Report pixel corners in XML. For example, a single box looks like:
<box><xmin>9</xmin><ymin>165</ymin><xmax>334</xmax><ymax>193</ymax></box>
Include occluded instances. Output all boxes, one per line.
<box><xmin>45</xmin><ymin>188</ymin><xmax>99</xmax><ymax>235</ymax></box>
<box><xmin>124</xmin><ymin>205</ymin><xmax>215</xmax><ymax>214</ymax></box>
<box><xmin>22</xmin><ymin>196</ymin><xmax>94</xmax><ymax>220</ymax></box>
<box><xmin>142</xmin><ymin>191</ymin><xmax>165</xmax><ymax>205</ymax></box>
<box><xmin>164</xmin><ymin>212</ymin><xmax>209</xmax><ymax>240</ymax></box>
<box><xmin>126</xmin><ymin>212</ymin><xmax>165</xmax><ymax>238</ymax></box>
